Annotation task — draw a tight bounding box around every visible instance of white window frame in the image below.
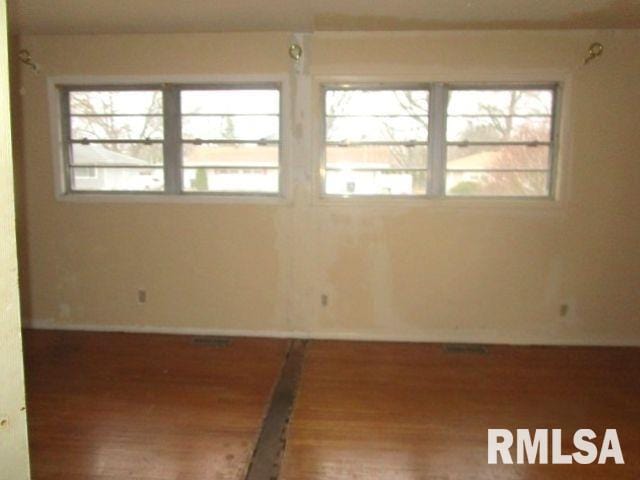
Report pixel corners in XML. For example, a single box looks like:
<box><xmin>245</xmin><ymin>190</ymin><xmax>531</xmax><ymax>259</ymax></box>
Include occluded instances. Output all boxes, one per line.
<box><xmin>48</xmin><ymin>76</ymin><xmax>290</xmax><ymax>204</ymax></box>
<box><xmin>319</xmin><ymin>82</ymin><xmax>561</xmax><ymax>201</ymax></box>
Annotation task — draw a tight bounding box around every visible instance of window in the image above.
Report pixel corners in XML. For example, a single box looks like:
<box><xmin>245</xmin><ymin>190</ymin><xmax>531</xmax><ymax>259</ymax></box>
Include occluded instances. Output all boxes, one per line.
<box><xmin>324</xmin><ymin>87</ymin><xmax>430</xmax><ymax>196</ymax></box>
<box><xmin>322</xmin><ymin>84</ymin><xmax>558</xmax><ymax>199</ymax></box>
<box><xmin>66</xmin><ymin>89</ymin><xmax>165</xmax><ymax>192</ymax></box>
<box><xmin>180</xmin><ymin>89</ymin><xmax>280</xmax><ymax>194</ymax></box>
<box><xmin>446</xmin><ymin>88</ymin><xmax>555</xmax><ymax>197</ymax></box>
<box><xmin>60</xmin><ymin>85</ymin><xmax>281</xmax><ymax>195</ymax></box>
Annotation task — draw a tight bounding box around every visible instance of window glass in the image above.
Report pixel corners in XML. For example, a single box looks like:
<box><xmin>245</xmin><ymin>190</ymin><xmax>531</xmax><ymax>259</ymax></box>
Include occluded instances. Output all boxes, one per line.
<box><xmin>324</xmin><ymin>89</ymin><xmax>429</xmax><ymax>196</ymax></box>
<box><xmin>445</xmin><ymin>89</ymin><xmax>554</xmax><ymax>197</ymax></box>
<box><xmin>67</xmin><ymin>90</ymin><xmax>164</xmax><ymax>192</ymax></box>
<box><xmin>180</xmin><ymin>89</ymin><xmax>280</xmax><ymax>193</ymax></box>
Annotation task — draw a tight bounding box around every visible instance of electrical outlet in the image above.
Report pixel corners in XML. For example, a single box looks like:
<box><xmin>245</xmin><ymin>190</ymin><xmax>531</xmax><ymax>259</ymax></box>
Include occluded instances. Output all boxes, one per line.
<box><xmin>137</xmin><ymin>289</ymin><xmax>147</xmax><ymax>304</ymax></box>
<box><xmin>559</xmin><ymin>298</ymin><xmax>576</xmax><ymax>321</ymax></box>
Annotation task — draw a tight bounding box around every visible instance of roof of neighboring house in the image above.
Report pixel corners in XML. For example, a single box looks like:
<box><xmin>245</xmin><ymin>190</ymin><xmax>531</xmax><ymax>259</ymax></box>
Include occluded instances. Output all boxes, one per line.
<box><xmin>184</xmin><ymin>145</ymin><xmax>278</xmax><ymax>167</ymax></box>
<box><xmin>446</xmin><ymin>151</ymin><xmax>498</xmax><ymax>169</ymax></box>
<box><xmin>73</xmin><ymin>144</ymin><xmax>150</xmax><ymax>166</ymax></box>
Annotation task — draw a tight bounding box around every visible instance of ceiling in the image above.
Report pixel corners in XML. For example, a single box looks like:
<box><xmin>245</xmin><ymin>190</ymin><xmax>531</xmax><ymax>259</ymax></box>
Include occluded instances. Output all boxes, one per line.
<box><xmin>8</xmin><ymin>0</ymin><xmax>640</xmax><ymax>35</ymax></box>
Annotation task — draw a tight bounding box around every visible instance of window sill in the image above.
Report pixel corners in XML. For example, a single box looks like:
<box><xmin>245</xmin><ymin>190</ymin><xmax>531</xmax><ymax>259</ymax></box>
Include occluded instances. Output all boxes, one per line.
<box><xmin>55</xmin><ymin>192</ymin><xmax>289</xmax><ymax>205</ymax></box>
<box><xmin>314</xmin><ymin>193</ymin><xmax>565</xmax><ymax>213</ymax></box>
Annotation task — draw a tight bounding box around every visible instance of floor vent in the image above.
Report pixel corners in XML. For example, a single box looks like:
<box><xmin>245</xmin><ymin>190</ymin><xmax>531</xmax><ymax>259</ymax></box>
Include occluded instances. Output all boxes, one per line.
<box><xmin>192</xmin><ymin>336</ymin><xmax>231</xmax><ymax>348</ymax></box>
<box><xmin>443</xmin><ymin>343</ymin><xmax>488</xmax><ymax>354</ymax></box>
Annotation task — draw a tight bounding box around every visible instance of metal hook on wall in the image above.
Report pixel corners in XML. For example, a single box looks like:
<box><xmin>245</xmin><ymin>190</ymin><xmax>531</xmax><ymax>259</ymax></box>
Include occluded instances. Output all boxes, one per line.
<box><xmin>584</xmin><ymin>42</ymin><xmax>604</xmax><ymax>65</ymax></box>
<box><xmin>289</xmin><ymin>43</ymin><xmax>302</xmax><ymax>62</ymax></box>
<box><xmin>18</xmin><ymin>49</ymin><xmax>41</xmax><ymax>74</ymax></box>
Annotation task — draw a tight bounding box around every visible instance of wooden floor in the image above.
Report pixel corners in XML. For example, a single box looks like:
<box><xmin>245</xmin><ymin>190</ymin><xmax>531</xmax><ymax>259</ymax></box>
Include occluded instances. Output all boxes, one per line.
<box><xmin>281</xmin><ymin>341</ymin><xmax>640</xmax><ymax>480</ymax></box>
<box><xmin>24</xmin><ymin>331</ymin><xmax>640</xmax><ymax>480</ymax></box>
<box><xmin>24</xmin><ymin>330</ymin><xmax>289</xmax><ymax>480</ymax></box>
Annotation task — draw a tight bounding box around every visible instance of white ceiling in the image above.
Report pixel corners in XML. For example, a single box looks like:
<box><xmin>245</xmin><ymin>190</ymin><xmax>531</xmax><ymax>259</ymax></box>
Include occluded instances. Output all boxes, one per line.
<box><xmin>8</xmin><ymin>0</ymin><xmax>640</xmax><ymax>35</ymax></box>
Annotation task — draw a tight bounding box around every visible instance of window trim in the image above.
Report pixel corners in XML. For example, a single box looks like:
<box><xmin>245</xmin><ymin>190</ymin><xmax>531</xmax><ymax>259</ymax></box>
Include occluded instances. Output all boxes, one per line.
<box><xmin>319</xmin><ymin>81</ymin><xmax>561</xmax><ymax>201</ymax></box>
<box><xmin>50</xmin><ymin>77</ymin><xmax>288</xmax><ymax>202</ymax></box>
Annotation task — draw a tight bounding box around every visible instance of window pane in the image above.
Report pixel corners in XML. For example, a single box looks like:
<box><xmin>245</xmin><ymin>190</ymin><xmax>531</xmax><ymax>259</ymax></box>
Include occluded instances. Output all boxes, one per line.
<box><xmin>70</xmin><ymin>143</ymin><xmax>164</xmax><ymax>166</ymax></box>
<box><xmin>182</xmin><ymin>168</ymin><xmax>278</xmax><ymax>193</ymax></box>
<box><xmin>446</xmin><ymin>171</ymin><xmax>549</xmax><ymax>197</ymax></box>
<box><xmin>326</xmin><ymin>90</ymin><xmax>429</xmax><ymax>116</ymax></box>
<box><xmin>326</xmin><ymin>145</ymin><xmax>427</xmax><ymax>170</ymax></box>
<box><xmin>447</xmin><ymin>90</ymin><xmax>553</xmax><ymax>116</ymax></box>
<box><xmin>182</xmin><ymin>115</ymin><xmax>278</xmax><ymax>141</ymax></box>
<box><xmin>447</xmin><ymin>116</ymin><xmax>551</xmax><ymax>142</ymax></box>
<box><xmin>324</xmin><ymin>89</ymin><xmax>429</xmax><ymax>196</ymax></box>
<box><xmin>325</xmin><ymin>170</ymin><xmax>427</xmax><ymax>196</ymax></box>
<box><xmin>181</xmin><ymin>90</ymin><xmax>279</xmax><ymax>114</ymax></box>
<box><xmin>71</xmin><ymin>115</ymin><xmax>163</xmax><ymax>140</ymax></box>
<box><xmin>69</xmin><ymin>91</ymin><xmax>162</xmax><ymax>115</ymax></box>
<box><xmin>179</xmin><ymin>88</ymin><xmax>280</xmax><ymax>195</ymax></box>
<box><xmin>447</xmin><ymin>145</ymin><xmax>550</xmax><ymax>171</ymax></box>
<box><xmin>73</xmin><ymin>166</ymin><xmax>96</xmax><ymax>178</ymax></box>
<box><xmin>183</xmin><ymin>144</ymin><xmax>278</xmax><ymax>167</ymax></box>
<box><xmin>444</xmin><ymin>88</ymin><xmax>555</xmax><ymax>198</ymax></box>
<box><xmin>70</xmin><ymin>167</ymin><xmax>164</xmax><ymax>192</ymax></box>
<box><xmin>326</xmin><ymin>116</ymin><xmax>427</xmax><ymax>143</ymax></box>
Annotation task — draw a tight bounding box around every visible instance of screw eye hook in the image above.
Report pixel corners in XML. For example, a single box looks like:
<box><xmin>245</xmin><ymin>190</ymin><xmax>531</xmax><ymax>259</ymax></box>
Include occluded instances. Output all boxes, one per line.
<box><xmin>18</xmin><ymin>49</ymin><xmax>40</xmax><ymax>73</ymax></box>
<box><xmin>584</xmin><ymin>42</ymin><xmax>604</xmax><ymax>65</ymax></box>
<box><xmin>289</xmin><ymin>43</ymin><xmax>302</xmax><ymax>62</ymax></box>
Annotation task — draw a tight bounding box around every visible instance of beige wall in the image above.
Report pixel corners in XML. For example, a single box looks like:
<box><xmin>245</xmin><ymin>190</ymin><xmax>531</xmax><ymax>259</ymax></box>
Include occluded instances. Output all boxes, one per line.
<box><xmin>12</xmin><ymin>30</ymin><xmax>640</xmax><ymax>345</ymax></box>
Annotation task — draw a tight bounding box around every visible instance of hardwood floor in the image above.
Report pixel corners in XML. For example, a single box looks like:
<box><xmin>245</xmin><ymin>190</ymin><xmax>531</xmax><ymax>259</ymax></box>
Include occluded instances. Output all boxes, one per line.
<box><xmin>281</xmin><ymin>341</ymin><xmax>640</xmax><ymax>480</ymax></box>
<box><xmin>24</xmin><ymin>330</ymin><xmax>289</xmax><ymax>480</ymax></box>
<box><xmin>24</xmin><ymin>331</ymin><xmax>640</xmax><ymax>479</ymax></box>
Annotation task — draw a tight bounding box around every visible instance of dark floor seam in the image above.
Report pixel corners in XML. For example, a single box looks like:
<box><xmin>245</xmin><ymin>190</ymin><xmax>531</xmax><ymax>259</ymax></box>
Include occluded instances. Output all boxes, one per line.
<box><xmin>245</xmin><ymin>339</ymin><xmax>308</xmax><ymax>480</ymax></box>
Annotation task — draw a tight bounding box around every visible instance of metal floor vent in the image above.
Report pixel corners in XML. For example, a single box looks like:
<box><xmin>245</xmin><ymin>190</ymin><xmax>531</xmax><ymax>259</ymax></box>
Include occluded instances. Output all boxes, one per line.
<box><xmin>443</xmin><ymin>343</ymin><xmax>488</xmax><ymax>354</ymax></box>
<box><xmin>192</xmin><ymin>336</ymin><xmax>232</xmax><ymax>348</ymax></box>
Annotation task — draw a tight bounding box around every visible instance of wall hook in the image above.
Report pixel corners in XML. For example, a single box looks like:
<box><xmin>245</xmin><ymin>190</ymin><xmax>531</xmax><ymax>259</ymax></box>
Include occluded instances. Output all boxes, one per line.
<box><xmin>584</xmin><ymin>42</ymin><xmax>604</xmax><ymax>65</ymax></box>
<box><xmin>289</xmin><ymin>43</ymin><xmax>302</xmax><ymax>62</ymax></box>
<box><xmin>18</xmin><ymin>49</ymin><xmax>40</xmax><ymax>74</ymax></box>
